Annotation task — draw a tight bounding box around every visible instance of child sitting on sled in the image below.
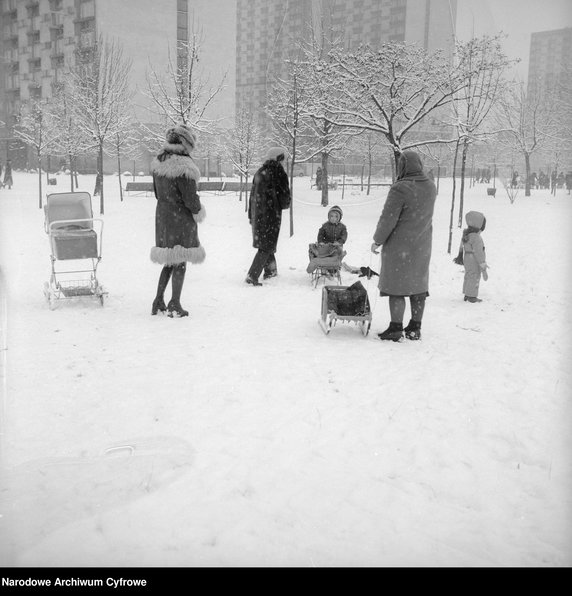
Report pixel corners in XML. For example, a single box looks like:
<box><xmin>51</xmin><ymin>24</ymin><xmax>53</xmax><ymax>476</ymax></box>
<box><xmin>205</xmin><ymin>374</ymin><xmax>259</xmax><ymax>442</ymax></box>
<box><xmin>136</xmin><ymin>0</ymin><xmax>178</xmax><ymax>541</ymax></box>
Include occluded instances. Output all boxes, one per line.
<box><xmin>307</xmin><ymin>205</ymin><xmax>348</xmax><ymax>273</ymax></box>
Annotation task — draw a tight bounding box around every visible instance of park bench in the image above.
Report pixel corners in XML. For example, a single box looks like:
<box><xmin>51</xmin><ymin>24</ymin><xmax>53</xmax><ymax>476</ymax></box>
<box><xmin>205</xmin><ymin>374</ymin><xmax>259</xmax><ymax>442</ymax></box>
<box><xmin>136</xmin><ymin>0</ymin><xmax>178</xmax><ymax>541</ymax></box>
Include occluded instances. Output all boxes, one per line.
<box><xmin>221</xmin><ymin>181</ymin><xmax>251</xmax><ymax>193</ymax></box>
<box><xmin>124</xmin><ymin>180</ymin><xmax>252</xmax><ymax>196</ymax></box>
<box><xmin>125</xmin><ymin>181</ymin><xmax>154</xmax><ymax>195</ymax></box>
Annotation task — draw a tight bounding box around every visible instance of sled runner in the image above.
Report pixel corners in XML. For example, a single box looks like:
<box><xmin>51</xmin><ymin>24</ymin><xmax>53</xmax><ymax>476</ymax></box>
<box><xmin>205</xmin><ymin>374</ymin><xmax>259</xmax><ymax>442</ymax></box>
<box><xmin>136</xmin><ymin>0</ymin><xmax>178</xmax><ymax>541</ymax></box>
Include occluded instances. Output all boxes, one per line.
<box><xmin>43</xmin><ymin>192</ymin><xmax>107</xmax><ymax>309</ymax></box>
<box><xmin>319</xmin><ymin>281</ymin><xmax>372</xmax><ymax>336</ymax></box>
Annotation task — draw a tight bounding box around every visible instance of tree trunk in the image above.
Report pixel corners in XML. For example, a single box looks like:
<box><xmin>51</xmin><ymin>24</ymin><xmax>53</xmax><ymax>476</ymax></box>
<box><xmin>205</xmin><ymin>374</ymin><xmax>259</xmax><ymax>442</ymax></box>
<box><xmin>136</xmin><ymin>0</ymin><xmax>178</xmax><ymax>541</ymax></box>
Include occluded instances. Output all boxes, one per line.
<box><xmin>524</xmin><ymin>152</ymin><xmax>531</xmax><ymax>197</ymax></box>
<box><xmin>447</xmin><ymin>140</ymin><xmax>461</xmax><ymax>254</ymax></box>
<box><xmin>117</xmin><ymin>146</ymin><xmax>123</xmax><ymax>202</ymax></box>
<box><xmin>97</xmin><ymin>145</ymin><xmax>104</xmax><ymax>214</ymax></box>
<box><xmin>321</xmin><ymin>152</ymin><xmax>328</xmax><ymax>207</ymax></box>
<box><xmin>392</xmin><ymin>147</ymin><xmax>401</xmax><ymax>180</ymax></box>
<box><xmin>367</xmin><ymin>153</ymin><xmax>372</xmax><ymax>195</ymax></box>
<box><xmin>289</xmin><ymin>138</ymin><xmax>296</xmax><ymax>237</ymax></box>
<box><xmin>37</xmin><ymin>153</ymin><xmax>43</xmax><ymax>209</ymax></box>
<box><xmin>457</xmin><ymin>139</ymin><xmax>469</xmax><ymax>228</ymax></box>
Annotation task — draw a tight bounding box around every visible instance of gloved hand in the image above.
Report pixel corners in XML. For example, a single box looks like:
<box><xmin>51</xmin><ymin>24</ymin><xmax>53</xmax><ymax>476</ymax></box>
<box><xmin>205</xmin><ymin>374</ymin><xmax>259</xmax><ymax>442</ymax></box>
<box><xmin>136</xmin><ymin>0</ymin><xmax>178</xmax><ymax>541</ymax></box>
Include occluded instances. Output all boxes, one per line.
<box><xmin>371</xmin><ymin>242</ymin><xmax>380</xmax><ymax>254</ymax></box>
<box><xmin>480</xmin><ymin>262</ymin><xmax>489</xmax><ymax>281</ymax></box>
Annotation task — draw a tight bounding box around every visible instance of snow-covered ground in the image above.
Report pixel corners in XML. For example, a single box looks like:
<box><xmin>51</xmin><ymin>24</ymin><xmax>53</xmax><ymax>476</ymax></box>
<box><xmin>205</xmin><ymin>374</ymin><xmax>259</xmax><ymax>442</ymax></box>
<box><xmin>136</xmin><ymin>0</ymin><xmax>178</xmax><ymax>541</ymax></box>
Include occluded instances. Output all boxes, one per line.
<box><xmin>0</xmin><ymin>169</ymin><xmax>570</xmax><ymax>567</ymax></box>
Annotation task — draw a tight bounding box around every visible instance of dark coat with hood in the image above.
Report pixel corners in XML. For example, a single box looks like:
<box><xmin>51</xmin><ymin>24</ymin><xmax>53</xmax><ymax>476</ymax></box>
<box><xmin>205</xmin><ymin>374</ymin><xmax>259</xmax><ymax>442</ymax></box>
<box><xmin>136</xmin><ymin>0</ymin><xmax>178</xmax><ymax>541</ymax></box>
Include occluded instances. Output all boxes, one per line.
<box><xmin>248</xmin><ymin>159</ymin><xmax>291</xmax><ymax>253</ymax></box>
<box><xmin>150</xmin><ymin>144</ymin><xmax>206</xmax><ymax>266</ymax></box>
<box><xmin>373</xmin><ymin>150</ymin><xmax>437</xmax><ymax>296</ymax></box>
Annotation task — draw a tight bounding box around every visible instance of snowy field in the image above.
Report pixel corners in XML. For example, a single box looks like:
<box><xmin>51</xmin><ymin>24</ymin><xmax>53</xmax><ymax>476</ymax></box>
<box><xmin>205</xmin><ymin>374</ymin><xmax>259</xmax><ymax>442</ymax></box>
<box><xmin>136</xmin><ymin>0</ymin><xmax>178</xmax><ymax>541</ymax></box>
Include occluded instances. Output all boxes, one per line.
<box><xmin>0</xmin><ymin>168</ymin><xmax>571</xmax><ymax>567</ymax></box>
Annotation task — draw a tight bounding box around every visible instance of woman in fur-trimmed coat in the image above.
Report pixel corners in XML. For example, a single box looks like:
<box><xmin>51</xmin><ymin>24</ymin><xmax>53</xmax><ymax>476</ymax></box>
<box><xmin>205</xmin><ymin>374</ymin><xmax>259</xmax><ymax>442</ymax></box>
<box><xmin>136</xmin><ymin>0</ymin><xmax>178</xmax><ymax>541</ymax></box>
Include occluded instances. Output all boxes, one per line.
<box><xmin>150</xmin><ymin>123</ymin><xmax>206</xmax><ymax>318</ymax></box>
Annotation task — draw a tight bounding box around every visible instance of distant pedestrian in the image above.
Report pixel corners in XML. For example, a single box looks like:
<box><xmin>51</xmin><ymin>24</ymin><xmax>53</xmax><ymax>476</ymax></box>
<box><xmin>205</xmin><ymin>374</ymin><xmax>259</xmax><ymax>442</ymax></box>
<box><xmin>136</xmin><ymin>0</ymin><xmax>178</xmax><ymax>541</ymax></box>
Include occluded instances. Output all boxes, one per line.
<box><xmin>245</xmin><ymin>146</ymin><xmax>291</xmax><ymax>286</ymax></box>
<box><xmin>315</xmin><ymin>167</ymin><xmax>323</xmax><ymax>191</ymax></box>
<box><xmin>371</xmin><ymin>150</ymin><xmax>437</xmax><ymax>341</ymax></box>
<box><xmin>566</xmin><ymin>171</ymin><xmax>572</xmax><ymax>195</ymax></box>
<box><xmin>3</xmin><ymin>160</ymin><xmax>13</xmax><ymax>189</ymax></box>
<box><xmin>460</xmin><ymin>211</ymin><xmax>488</xmax><ymax>303</ymax></box>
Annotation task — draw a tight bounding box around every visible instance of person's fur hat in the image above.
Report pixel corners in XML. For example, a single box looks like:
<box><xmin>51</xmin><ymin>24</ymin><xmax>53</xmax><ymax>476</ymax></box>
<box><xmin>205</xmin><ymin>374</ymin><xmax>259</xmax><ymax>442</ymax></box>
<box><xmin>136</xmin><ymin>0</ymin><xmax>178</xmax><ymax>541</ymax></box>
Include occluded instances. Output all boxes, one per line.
<box><xmin>165</xmin><ymin>123</ymin><xmax>196</xmax><ymax>153</ymax></box>
<box><xmin>265</xmin><ymin>146</ymin><xmax>288</xmax><ymax>162</ymax></box>
<box><xmin>328</xmin><ymin>205</ymin><xmax>343</xmax><ymax>220</ymax></box>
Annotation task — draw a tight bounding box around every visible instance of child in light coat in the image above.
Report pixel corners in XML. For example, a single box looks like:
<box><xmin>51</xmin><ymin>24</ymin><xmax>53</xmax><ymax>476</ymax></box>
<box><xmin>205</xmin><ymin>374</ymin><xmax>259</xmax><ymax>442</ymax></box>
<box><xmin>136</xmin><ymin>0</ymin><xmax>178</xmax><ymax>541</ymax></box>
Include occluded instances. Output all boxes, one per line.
<box><xmin>459</xmin><ymin>210</ymin><xmax>488</xmax><ymax>303</ymax></box>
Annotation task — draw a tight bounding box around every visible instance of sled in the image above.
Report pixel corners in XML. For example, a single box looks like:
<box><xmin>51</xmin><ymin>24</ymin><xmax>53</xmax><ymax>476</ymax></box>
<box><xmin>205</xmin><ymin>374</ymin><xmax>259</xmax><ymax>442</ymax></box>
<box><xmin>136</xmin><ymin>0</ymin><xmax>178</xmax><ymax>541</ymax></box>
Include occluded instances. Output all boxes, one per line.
<box><xmin>319</xmin><ymin>282</ymin><xmax>372</xmax><ymax>337</ymax></box>
<box><xmin>43</xmin><ymin>192</ymin><xmax>107</xmax><ymax>309</ymax></box>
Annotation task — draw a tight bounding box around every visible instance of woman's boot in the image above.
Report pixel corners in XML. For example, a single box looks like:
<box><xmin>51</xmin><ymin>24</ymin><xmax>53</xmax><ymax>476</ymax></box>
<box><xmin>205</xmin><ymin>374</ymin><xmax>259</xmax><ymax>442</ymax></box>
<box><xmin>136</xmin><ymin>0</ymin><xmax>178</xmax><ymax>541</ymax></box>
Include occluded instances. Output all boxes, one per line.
<box><xmin>377</xmin><ymin>322</ymin><xmax>403</xmax><ymax>342</ymax></box>
<box><xmin>403</xmin><ymin>320</ymin><xmax>421</xmax><ymax>340</ymax></box>
<box><xmin>152</xmin><ymin>266</ymin><xmax>172</xmax><ymax>315</ymax></box>
<box><xmin>168</xmin><ymin>264</ymin><xmax>188</xmax><ymax>317</ymax></box>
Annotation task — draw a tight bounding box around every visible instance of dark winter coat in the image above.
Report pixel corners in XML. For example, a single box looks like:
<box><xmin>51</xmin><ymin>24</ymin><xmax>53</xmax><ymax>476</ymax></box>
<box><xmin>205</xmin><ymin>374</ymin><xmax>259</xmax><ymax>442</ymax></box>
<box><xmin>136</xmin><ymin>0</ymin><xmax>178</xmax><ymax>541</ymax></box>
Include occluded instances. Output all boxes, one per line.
<box><xmin>317</xmin><ymin>221</ymin><xmax>347</xmax><ymax>245</ymax></box>
<box><xmin>150</xmin><ymin>144</ymin><xmax>206</xmax><ymax>266</ymax></box>
<box><xmin>248</xmin><ymin>159</ymin><xmax>291</xmax><ymax>253</ymax></box>
<box><xmin>3</xmin><ymin>162</ymin><xmax>12</xmax><ymax>186</ymax></box>
<box><xmin>372</xmin><ymin>151</ymin><xmax>437</xmax><ymax>296</ymax></box>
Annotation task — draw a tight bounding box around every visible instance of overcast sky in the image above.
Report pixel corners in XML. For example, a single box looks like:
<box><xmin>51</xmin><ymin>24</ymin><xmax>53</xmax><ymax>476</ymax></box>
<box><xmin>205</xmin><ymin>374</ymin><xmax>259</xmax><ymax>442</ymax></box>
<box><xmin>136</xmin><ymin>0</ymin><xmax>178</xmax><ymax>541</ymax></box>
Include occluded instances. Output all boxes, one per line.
<box><xmin>455</xmin><ymin>0</ymin><xmax>572</xmax><ymax>80</ymax></box>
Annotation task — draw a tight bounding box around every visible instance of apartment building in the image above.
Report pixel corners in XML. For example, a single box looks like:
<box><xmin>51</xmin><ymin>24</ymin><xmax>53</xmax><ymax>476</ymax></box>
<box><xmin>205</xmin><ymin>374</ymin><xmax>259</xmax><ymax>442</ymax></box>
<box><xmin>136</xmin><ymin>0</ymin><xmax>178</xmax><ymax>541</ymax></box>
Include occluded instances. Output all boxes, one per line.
<box><xmin>0</xmin><ymin>0</ymin><xmax>191</xmax><ymax>166</ymax></box>
<box><xmin>235</xmin><ymin>0</ymin><xmax>457</xmax><ymax>129</ymax></box>
<box><xmin>527</xmin><ymin>27</ymin><xmax>572</xmax><ymax>99</ymax></box>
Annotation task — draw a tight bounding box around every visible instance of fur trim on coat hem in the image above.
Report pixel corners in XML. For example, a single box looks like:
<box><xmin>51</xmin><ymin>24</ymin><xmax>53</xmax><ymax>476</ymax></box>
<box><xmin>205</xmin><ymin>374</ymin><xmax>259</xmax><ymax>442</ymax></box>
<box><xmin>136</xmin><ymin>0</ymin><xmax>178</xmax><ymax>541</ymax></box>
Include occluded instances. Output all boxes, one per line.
<box><xmin>195</xmin><ymin>204</ymin><xmax>206</xmax><ymax>223</ymax></box>
<box><xmin>150</xmin><ymin>245</ymin><xmax>206</xmax><ymax>265</ymax></box>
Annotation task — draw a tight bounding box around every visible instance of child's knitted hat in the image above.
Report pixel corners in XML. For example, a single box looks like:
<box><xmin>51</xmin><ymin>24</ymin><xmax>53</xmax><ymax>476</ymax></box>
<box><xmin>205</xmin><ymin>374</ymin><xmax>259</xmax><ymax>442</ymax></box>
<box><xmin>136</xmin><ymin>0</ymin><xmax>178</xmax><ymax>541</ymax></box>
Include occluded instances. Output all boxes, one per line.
<box><xmin>328</xmin><ymin>205</ymin><xmax>343</xmax><ymax>220</ymax></box>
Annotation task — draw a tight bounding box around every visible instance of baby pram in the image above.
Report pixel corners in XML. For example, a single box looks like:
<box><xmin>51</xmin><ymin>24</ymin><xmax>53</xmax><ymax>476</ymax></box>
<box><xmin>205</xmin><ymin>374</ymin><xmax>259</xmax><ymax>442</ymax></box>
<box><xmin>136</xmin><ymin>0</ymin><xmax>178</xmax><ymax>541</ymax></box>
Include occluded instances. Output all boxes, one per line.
<box><xmin>307</xmin><ymin>242</ymin><xmax>345</xmax><ymax>287</ymax></box>
<box><xmin>43</xmin><ymin>191</ymin><xmax>106</xmax><ymax>309</ymax></box>
<box><xmin>319</xmin><ymin>280</ymin><xmax>372</xmax><ymax>336</ymax></box>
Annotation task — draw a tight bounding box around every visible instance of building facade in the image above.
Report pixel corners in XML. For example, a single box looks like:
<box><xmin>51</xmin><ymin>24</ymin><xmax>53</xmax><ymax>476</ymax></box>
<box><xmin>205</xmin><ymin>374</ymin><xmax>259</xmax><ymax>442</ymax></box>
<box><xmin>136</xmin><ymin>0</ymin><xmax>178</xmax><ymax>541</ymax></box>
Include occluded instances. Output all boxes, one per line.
<box><xmin>527</xmin><ymin>27</ymin><xmax>572</xmax><ymax>99</ymax></box>
<box><xmin>235</xmin><ymin>0</ymin><xmax>457</xmax><ymax>127</ymax></box>
<box><xmin>0</xmin><ymin>0</ymin><xmax>189</xmax><ymax>167</ymax></box>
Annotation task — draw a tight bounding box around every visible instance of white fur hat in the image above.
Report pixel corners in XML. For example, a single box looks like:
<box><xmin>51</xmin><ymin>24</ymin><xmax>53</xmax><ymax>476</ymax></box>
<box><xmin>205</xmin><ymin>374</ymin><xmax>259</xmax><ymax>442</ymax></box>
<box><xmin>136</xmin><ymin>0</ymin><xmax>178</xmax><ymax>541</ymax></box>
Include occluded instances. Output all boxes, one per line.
<box><xmin>166</xmin><ymin>123</ymin><xmax>196</xmax><ymax>152</ymax></box>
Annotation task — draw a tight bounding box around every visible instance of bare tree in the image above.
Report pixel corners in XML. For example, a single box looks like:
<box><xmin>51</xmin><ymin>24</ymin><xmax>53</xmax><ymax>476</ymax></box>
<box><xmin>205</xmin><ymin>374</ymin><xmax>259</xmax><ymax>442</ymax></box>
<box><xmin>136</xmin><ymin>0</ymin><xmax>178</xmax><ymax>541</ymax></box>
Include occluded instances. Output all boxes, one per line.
<box><xmin>13</xmin><ymin>99</ymin><xmax>60</xmax><ymax>209</ymax></box>
<box><xmin>493</xmin><ymin>79</ymin><xmax>560</xmax><ymax>199</ymax></box>
<box><xmin>267</xmin><ymin>57</ymin><xmax>313</xmax><ymax>235</ymax></box>
<box><xmin>297</xmin><ymin>31</ymin><xmax>359</xmax><ymax>207</ymax></box>
<box><xmin>142</xmin><ymin>31</ymin><xmax>227</xmax><ymax>145</ymax></box>
<box><xmin>303</xmin><ymin>41</ymin><xmax>470</xmax><ymax>172</ymax></box>
<box><xmin>449</xmin><ymin>35</ymin><xmax>515</xmax><ymax>231</ymax></box>
<box><xmin>68</xmin><ymin>35</ymin><xmax>132</xmax><ymax>214</ymax></box>
<box><xmin>225</xmin><ymin>105</ymin><xmax>264</xmax><ymax>208</ymax></box>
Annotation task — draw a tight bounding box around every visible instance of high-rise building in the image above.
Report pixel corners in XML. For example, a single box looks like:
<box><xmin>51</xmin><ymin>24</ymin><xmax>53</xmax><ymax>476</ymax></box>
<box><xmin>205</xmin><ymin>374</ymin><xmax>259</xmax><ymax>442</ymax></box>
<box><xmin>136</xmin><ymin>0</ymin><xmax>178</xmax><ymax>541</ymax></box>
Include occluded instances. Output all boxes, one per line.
<box><xmin>527</xmin><ymin>27</ymin><xmax>572</xmax><ymax>99</ymax></box>
<box><xmin>0</xmin><ymin>0</ymin><xmax>190</xmax><ymax>165</ymax></box>
<box><xmin>235</xmin><ymin>0</ymin><xmax>457</xmax><ymax>127</ymax></box>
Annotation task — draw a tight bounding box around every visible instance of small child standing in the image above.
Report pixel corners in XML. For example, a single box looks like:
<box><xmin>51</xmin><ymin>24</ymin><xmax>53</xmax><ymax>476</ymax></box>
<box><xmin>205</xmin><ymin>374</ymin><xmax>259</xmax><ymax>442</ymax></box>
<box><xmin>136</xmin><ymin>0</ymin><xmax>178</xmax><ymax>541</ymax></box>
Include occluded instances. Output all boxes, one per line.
<box><xmin>458</xmin><ymin>210</ymin><xmax>488</xmax><ymax>303</ymax></box>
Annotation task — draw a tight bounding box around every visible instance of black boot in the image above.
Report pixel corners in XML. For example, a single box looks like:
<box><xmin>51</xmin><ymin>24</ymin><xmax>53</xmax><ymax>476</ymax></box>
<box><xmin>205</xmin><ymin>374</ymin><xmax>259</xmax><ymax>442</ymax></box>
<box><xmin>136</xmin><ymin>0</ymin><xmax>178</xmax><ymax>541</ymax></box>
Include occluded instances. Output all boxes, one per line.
<box><xmin>403</xmin><ymin>319</ymin><xmax>421</xmax><ymax>340</ymax></box>
<box><xmin>168</xmin><ymin>264</ymin><xmax>188</xmax><ymax>317</ymax></box>
<box><xmin>377</xmin><ymin>322</ymin><xmax>403</xmax><ymax>342</ymax></box>
<box><xmin>152</xmin><ymin>266</ymin><xmax>172</xmax><ymax>315</ymax></box>
<box><xmin>152</xmin><ymin>297</ymin><xmax>167</xmax><ymax>315</ymax></box>
<box><xmin>464</xmin><ymin>295</ymin><xmax>482</xmax><ymax>303</ymax></box>
<box><xmin>167</xmin><ymin>299</ymin><xmax>189</xmax><ymax>317</ymax></box>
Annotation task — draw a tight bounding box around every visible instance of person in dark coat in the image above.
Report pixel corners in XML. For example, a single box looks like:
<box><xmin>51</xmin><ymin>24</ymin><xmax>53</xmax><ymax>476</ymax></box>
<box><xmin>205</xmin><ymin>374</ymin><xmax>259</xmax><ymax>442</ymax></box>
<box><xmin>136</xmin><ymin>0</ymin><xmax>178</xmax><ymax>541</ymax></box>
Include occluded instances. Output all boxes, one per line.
<box><xmin>566</xmin><ymin>171</ymin><xmax>572</xmax><ymax>195</ymax></box>
<box><xmin>315</xmin><ymin>167</ymin><xmax>323</xmax><ymax>190</ymax></box>
<box><xmin>150</xmin><ymin>123</ymin><xmax>206</xmax><ymax>317</ymax></box>
<box><xmin>3</xmin><ymin>160</ymin><xmax>13</xmax><ymax>189</ymax></box>
<box><xmin>245</xmin><ymin>146</ymin><xmax>291</xmax><ymax>285</ymax></box>
<box><xmin>371</xmin><ymin>150</ymin><xmax>437</xmax><ymax>341</ymax></box>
